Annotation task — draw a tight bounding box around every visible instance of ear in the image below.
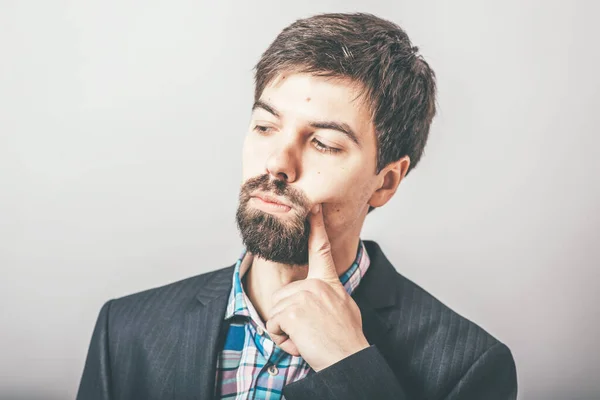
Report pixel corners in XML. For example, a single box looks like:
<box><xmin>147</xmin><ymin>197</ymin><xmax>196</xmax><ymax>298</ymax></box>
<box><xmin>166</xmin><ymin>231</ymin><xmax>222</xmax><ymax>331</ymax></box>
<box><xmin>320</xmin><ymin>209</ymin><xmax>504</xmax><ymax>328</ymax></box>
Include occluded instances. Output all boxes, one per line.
<box><xmin>368</xmin><ymin>156</ymin><xmax>410</xmax><ymax>209</ymax></box>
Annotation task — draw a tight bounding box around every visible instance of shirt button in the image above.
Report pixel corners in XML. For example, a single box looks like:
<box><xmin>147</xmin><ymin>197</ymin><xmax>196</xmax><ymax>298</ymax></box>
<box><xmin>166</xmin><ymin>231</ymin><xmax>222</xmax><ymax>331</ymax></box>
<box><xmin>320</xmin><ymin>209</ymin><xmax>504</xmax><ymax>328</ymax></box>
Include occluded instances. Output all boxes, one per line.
<box><xmin>256</xmin><ymin>326</ymin><xmax>264</xmax><ymax>336</ymax></box>
<box><xmin>267</xmin><ymin>365</ymin><xmax>279</xmax><ymax>376</ymax></box>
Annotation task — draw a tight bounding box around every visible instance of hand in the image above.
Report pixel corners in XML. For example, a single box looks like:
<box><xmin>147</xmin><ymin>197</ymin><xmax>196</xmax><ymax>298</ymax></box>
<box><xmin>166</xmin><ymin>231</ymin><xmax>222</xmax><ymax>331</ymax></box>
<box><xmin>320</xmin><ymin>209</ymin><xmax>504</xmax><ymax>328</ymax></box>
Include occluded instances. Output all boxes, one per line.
<box><xmin>265</xmin><ymin>204</ymin><xmax>370</xmax><ymax>372</ymax></box>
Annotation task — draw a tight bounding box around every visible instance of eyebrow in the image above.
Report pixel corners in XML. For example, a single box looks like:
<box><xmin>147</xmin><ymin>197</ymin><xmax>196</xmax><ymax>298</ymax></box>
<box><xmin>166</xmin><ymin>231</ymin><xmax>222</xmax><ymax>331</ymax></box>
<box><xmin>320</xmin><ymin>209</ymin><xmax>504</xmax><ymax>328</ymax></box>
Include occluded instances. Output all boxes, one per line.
<box><xmin>253</xmin><ymin>100</ymin><xmax>280</xmax><ymax>118</ymax></box>
<box><xmin>252</xmin><ymin>99</ymin><xmax>361</xmax><ymax>147</ymax></box>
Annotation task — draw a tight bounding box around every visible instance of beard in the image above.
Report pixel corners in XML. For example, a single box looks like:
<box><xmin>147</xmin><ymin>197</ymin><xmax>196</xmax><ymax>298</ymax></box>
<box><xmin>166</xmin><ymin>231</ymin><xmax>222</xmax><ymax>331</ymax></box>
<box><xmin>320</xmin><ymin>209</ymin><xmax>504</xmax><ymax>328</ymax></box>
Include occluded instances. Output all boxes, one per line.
<box><xmin>236</xmin><ymin>174</ymin><xmax>312</xmax><ymax>265</ymax></box>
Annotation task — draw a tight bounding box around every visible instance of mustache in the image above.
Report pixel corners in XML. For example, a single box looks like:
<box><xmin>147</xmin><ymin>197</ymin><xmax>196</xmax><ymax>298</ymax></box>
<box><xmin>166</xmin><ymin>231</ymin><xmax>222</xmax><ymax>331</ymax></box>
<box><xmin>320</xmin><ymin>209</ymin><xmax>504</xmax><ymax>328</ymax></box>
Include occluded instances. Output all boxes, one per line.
<box><xmin>240</xmin><ymin>174</ymin><xmax>310</xmax><ymax>209</ymax></box>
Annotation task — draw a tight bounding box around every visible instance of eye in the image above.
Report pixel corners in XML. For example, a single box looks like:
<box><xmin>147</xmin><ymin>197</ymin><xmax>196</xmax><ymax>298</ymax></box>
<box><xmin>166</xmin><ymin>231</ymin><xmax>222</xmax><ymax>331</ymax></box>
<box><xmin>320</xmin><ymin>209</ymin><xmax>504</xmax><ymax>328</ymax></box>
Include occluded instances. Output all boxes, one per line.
<box><xmin>253</xmin><ymin>125</ymin><xmax>273</xmax><ymax>135</ymax></box>
<box><xmin>312</xmin><ymin>138</ymin><xmax>342</xmax><ymax>154</ymax></box>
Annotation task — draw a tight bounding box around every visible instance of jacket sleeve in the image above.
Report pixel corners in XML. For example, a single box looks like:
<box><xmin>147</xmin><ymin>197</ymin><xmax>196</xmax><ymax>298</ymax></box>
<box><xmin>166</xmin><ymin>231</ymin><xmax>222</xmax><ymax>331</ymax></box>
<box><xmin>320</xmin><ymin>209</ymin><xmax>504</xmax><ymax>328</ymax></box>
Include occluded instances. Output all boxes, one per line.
<box><xmin>282</xmin><ymin>342</ymin><xmax>517</xmax><ymax>400</ymax></box>
<box><xmin>282</xmin><ymin>345</ymin><xmax>408</xmax><ymax>399</ymax></box>
<box><xmin>76</xmin><ymin>300</ymin><xmax>114</xmax><ymax>400</ymax></box>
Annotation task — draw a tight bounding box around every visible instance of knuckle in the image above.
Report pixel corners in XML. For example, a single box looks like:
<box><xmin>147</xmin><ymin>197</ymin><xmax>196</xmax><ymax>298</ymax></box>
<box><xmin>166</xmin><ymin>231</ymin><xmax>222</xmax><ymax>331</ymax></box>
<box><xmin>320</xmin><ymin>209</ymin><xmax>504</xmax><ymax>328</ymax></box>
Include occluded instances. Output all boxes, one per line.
<box><xmin>272</xmin><ymin>335</ymin><xmax>286</xmax><ymax>346</ymax></box>
<box><xmin>317</xmin><ymin>242</ymin><xmax>332</xmax><ymax>256</ymax></box>
<box><xmin>298</xmin><ymin>290</ymin><xmax>311</xmax><ymax>302</ymax></box>
<box><xmin>271</xmin><ymin>291</ymin><xmax>282</xmax><ymax>305</ymax></box>
<box><xmin>287</xmin><ymin>306</ymin><xmax>301</xmax><ymax>321</ymax></box>
<box><xmin>266</xmin><ymin>318</ymin><xmax>276</xmax><ymax>332</ymax></box>
<box><xmin>309</xmin><ymin>278</ymin><xmax>325</xmax><ymax>291</ymax></box>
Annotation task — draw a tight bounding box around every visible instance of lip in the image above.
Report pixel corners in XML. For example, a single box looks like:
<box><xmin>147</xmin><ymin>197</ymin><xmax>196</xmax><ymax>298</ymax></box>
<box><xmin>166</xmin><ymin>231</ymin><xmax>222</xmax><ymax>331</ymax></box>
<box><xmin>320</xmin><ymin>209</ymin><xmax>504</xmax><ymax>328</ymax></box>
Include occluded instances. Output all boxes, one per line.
<box><xmin>252</xmin><ymin>192</ymin><xmax>292</xmax><ymax>208</ymax></box>
<box><xmin>250</xmin><ymin>193</ymin><xmax>293</xmax><ymax>213</ymax></box>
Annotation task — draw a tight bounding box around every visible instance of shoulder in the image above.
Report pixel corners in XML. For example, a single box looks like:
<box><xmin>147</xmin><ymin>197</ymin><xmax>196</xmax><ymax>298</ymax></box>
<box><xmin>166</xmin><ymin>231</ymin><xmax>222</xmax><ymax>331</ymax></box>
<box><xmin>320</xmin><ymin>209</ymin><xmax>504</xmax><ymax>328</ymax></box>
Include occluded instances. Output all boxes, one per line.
<box><xmin>387</xmin><ymin>275</ymin><xmax>517</xmax><ymax>398</ymax></box>
<box><xmin>387</xmin><ymin>268</ymin><xmax>504</xmax><ymax>356</ymax></box>
<box><xmin>102</xmin><ymin>265</ymin><xmax>234</xmax><ymax>331</ymax></box>
<box><xmin>362</xmin><ymin>241</ymin><xmax>516</xmax><ymax>397</ymax></box>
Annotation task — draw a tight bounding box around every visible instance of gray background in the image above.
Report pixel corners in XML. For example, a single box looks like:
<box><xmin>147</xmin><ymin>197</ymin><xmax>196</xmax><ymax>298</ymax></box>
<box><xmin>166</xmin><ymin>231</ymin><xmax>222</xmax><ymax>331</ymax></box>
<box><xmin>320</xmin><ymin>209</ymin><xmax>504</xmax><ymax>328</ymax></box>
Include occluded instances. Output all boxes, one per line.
<box><xmin>1</xmin><ymin>0</ymin><xmax>598</xmax><ymax>399</ymax></box>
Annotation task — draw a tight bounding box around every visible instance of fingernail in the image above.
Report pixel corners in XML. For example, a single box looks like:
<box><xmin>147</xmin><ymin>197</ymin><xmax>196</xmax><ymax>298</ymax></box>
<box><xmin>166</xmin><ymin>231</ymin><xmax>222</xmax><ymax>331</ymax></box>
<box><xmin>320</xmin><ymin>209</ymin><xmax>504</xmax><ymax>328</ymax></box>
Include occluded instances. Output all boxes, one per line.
<box><xmin>312</xmin><ymin>204</ymin><xmax>320</xmax><ymax>214</ymax></box>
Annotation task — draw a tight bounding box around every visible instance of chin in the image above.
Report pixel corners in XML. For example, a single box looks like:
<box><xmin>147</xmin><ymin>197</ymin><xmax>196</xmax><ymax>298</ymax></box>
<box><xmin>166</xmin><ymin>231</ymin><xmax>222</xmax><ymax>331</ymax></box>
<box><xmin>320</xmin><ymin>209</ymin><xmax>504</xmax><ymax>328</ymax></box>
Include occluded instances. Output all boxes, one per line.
<box><xmin>236</xmin><ymin>204</ymin><xmax>310</xmax><ymax>266</ymax></box>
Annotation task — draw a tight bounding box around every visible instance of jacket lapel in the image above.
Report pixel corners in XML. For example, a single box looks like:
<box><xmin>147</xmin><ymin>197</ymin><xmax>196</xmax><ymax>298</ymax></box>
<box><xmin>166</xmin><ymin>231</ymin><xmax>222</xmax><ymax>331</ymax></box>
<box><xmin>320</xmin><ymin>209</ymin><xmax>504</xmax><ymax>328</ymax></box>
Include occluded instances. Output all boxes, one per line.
<box><xmin>174</xmin><ymin>266</ymin><xmax>234</xmax><ymax>400</ymax></box>
<box><xmin>353</xmin><ymin>241</ymin><xmax>399</xmax><ymax>360</ymax></box>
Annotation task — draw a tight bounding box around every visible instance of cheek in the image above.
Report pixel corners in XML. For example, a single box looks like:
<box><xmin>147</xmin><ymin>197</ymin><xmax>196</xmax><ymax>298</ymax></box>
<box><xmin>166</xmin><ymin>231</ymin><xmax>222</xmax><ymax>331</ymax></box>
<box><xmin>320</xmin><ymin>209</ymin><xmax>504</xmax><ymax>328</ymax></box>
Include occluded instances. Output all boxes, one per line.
<box><xmin>242</xmin><ymin>136</ymin><xmax>267</xmax><ymax>180</ymax></box>
<box><xmin>310</xmin><ymin>165</ymin><xmax>371</xmax><ymax>203</ymax></box>
<box><xmin>308</xmin><ymin>168</ymin><xmax>373</xmax><ymax>220</ymax></box>
<box><xmin>320</xmin><ymin>197</ymin><xmax>367</xmax><ymax>236</ymax></box>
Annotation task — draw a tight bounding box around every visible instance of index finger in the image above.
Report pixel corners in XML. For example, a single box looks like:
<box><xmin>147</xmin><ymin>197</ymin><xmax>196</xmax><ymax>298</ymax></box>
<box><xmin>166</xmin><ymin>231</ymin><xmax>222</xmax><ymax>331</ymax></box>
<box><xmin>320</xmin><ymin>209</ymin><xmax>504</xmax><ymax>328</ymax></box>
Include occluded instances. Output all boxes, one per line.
<box><xmin>307</xmin><ymin>204</ymin><xmax>338</xmax><ymax>282</ymax></box>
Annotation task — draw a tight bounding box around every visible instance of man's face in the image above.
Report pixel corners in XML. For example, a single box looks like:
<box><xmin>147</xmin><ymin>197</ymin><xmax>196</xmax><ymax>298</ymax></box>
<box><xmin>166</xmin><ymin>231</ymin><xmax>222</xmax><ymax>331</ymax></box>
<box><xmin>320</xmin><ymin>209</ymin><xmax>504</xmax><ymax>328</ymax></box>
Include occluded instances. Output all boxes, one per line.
<box><xmin>237</xmin><ymin>73</ymin><xmax>380</xmax><ymax>265</ymax></box>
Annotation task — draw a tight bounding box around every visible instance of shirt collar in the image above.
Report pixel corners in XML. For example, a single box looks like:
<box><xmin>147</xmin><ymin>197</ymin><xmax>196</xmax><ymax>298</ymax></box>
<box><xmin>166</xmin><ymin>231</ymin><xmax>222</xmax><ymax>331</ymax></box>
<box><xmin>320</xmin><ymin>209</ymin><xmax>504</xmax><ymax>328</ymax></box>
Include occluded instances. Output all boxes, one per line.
<box><xmin>224</xmin><ymin>240</ymin><xmax>371</xmax><ymax>321</ymax></box>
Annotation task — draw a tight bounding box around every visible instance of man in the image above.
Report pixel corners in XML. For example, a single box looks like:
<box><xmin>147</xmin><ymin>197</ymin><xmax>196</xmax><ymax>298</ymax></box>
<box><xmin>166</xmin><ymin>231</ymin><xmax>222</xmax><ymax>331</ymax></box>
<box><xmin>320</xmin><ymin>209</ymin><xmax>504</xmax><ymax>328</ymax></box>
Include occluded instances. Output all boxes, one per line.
<box><xmin>77</xmin><ymin>12</ymin><xmax>517</xmax><ymax>400</ymax></box>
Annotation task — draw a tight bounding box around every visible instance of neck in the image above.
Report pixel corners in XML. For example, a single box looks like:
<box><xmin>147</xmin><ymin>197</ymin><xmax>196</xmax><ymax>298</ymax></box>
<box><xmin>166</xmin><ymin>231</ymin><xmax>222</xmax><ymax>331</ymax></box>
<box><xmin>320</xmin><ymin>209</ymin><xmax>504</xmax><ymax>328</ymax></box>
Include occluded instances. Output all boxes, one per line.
<box><xmin>245</xmin><ymin>232</ymin><xmax>360</xmax><ymax>322</ymax></box>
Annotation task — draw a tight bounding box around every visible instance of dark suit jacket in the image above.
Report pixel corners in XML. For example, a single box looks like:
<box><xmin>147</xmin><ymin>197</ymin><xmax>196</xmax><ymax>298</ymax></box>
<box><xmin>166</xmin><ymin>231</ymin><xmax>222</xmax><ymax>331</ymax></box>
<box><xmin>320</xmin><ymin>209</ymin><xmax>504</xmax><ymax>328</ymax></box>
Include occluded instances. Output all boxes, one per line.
<box><xmin>77</xmin><ymin>240</ymin><xmax>517</xmax><ymax>399</ymax></box>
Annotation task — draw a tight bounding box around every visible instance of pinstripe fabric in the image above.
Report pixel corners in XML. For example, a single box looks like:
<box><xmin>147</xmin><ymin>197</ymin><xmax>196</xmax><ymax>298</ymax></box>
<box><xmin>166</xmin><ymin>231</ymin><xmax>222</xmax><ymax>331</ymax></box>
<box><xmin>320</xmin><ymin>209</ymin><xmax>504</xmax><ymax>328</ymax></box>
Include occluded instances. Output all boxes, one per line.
<box><xmin>284</xmin><ymin>241</ymin><xmax>517</xmax><ymax>399</ymax></box>
<box><xmin>77</xmin><ymin>240</ymin><xmax>516</xmax><ymax>400</ymax></box>
<box><xmin>215</xmin><ymin>241</ymin><xmax>370</xmax><ymax>399</ymax></box>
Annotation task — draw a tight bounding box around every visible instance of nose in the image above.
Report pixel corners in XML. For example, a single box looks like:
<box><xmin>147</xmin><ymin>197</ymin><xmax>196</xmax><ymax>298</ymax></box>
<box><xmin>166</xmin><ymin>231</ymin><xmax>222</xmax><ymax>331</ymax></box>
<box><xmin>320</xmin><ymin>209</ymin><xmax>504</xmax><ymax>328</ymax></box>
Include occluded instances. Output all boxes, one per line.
<box><xmin>265</xmin><ymin>143</ymin><xmax>299</xmax><ymax>183</ymax></box>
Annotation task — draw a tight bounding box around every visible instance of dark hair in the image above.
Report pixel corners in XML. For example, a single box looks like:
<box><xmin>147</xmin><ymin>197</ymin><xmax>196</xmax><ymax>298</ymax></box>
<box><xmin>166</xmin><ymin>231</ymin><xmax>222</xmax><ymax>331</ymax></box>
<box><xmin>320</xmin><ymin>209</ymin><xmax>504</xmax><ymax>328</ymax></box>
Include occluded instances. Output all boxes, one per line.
<box><xmin>254</xmin><ymin>12</ymin><xmax>437</xmax><ymax>211</ymax></box>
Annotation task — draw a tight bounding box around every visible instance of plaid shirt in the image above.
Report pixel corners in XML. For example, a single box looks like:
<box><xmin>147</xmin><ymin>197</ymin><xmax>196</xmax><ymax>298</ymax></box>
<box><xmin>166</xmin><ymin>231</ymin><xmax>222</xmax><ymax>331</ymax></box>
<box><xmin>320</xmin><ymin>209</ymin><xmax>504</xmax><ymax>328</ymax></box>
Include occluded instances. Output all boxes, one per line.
<box><xmin>215</xmin><ymin>240</ymin><xmax>371</xmax><ymax>399</ymax></box>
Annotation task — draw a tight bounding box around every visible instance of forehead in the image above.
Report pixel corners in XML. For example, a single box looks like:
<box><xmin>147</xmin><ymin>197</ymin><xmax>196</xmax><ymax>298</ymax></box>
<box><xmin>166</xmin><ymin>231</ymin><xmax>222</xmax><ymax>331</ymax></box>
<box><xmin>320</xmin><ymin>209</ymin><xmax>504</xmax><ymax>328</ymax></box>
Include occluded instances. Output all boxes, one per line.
<box><xmin>258</xmin><ymin>73</ymin><xmax>375</xmax><ymax>137</ymax></box>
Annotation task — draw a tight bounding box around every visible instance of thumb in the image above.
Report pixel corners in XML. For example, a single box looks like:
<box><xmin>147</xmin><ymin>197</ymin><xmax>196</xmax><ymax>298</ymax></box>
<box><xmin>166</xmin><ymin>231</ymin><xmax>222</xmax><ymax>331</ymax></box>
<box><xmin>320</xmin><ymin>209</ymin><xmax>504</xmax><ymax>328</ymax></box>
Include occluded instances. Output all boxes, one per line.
<box><xmin>307</xmin><ymin>204</ymin><xmax>339</xmax><ymax>283</ymax></box>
